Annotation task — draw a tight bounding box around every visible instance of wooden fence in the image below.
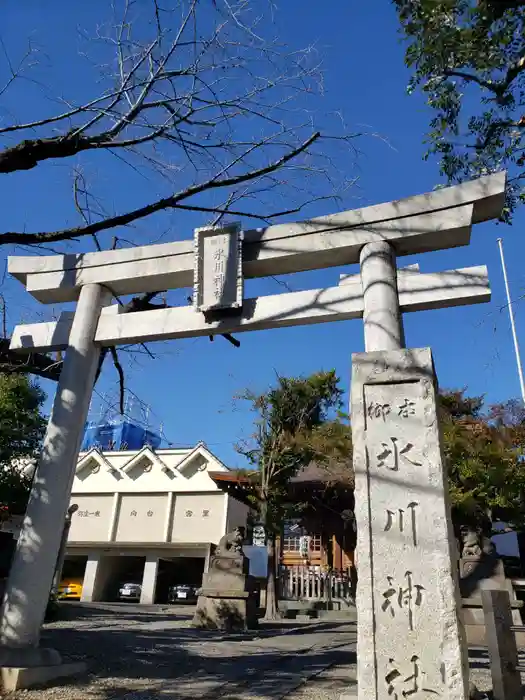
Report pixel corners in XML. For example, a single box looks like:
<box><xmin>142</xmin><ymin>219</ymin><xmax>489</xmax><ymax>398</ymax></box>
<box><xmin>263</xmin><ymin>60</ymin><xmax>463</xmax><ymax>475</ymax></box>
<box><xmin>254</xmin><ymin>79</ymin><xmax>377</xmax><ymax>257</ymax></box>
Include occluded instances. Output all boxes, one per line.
<box><xmin>279</xmin><ymin>566</ymin><xmax>355</xmax><ymax>604</ymax></box>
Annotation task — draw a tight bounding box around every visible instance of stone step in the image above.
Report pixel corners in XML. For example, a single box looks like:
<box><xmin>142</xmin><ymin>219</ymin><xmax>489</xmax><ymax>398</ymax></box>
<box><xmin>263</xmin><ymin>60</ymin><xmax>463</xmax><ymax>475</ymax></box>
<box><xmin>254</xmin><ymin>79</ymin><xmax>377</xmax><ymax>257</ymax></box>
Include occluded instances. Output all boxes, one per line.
<box><xmin>292</xmin><ymin>608</ymin><xmax>357</xmax><ymax>622</ymax></box>
<box><xmin>316</xmin><ymin>609</ymin><xmax>357</xmax><ymax>621</ymax></box>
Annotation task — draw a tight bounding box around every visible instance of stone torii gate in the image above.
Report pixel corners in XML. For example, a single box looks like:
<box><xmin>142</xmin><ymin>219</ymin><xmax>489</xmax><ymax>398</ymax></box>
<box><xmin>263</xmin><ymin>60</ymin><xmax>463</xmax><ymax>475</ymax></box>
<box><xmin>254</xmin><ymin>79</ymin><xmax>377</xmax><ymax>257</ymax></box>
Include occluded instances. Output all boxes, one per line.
<box><xmin>0</xmin><ymin>172</ymin><xmax>506</xmax><ymax>694</ymax></box>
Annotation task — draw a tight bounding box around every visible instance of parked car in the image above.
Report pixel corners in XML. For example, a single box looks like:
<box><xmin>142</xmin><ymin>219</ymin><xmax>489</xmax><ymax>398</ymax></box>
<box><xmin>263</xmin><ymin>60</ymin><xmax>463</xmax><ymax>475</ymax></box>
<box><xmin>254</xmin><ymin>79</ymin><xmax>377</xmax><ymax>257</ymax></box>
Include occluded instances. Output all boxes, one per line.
<box><xmin>167</xmin><ymin>583</ymin><xmax>199</xmax><ymax>604</ymax></box>
<box><xmin>57</xmin><ymin>577</ymin><xmax>83</xmax><ymax>600</ymax></box>
<box><xmin>118</xmin><ymin>582</ymin><xmax>142</xmax><ymax>601</ymax></box>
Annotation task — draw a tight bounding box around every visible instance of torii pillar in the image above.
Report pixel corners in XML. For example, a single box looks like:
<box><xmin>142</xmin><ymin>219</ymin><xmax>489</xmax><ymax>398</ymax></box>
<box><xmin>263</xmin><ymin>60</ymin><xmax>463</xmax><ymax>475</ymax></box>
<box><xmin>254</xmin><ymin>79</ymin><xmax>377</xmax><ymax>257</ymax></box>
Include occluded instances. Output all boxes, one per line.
<box><xmin>359</xmin><ymin>241</ymin><xmax>405</xmax><ymax>350</ymax></box>
<box><xmin>352</xmin><ymin>241</ymin><xmax>471</xmax><ymax>700</ymax></box>
<box><xmin>0</xmin><ymin>285</ymin><xmax>110</xmax><ymax>684</ymax></box>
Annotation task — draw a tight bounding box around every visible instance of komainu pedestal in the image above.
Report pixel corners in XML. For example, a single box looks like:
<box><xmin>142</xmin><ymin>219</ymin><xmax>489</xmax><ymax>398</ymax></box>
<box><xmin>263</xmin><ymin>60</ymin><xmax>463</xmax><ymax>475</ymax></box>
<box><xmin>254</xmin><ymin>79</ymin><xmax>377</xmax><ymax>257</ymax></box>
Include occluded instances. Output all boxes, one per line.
<box><xmin>192</xmin><ymin>528</ymin><xmax>258</xmax><ymax>631</ymax></box>
<box><xmin>352</xmin><ymin>348</ymin><xmax>469</xmax><ymax>700</ymax></box>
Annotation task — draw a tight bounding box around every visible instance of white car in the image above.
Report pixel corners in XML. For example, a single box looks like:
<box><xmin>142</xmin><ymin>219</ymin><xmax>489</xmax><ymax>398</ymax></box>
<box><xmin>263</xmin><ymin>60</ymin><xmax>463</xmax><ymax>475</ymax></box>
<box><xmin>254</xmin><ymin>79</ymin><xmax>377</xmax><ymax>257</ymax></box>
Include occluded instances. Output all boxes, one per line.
<box><xmin>118</xmin><ymin>582</ymin><xmax>142</xmax><ymax>601</ymax></box>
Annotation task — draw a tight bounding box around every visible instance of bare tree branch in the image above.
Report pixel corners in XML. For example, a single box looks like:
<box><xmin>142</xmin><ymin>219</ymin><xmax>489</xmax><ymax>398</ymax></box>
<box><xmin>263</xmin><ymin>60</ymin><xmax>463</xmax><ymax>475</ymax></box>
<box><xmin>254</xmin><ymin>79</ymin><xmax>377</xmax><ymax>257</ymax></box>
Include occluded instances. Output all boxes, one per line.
<box><xmin>0</xmin><ymin>339</ymin><xmax>62</xmax><ymax>382</ymax></box>
<box><xmin>0</xmin><ymin>1</ymin><xmax>360</xmax><ymax>254</ymax></box>
<box><xmin>0</xmin><ymin>0</ymin><xmax>362</xmax><ymax>388</ymax></box>
<box><xmin>0</xmin><ymin>132</ymin><xmax>320</xmax><ymax>245</ymax></box>
<box><xmin>2</xmin><ymin>290</ymin><xmax>169</xmax><ymax>388</ymax></box>
<box><xmin>110</xmin><ymin>346</ymin><xmax>126</xmax><ymax>415</ymax></box>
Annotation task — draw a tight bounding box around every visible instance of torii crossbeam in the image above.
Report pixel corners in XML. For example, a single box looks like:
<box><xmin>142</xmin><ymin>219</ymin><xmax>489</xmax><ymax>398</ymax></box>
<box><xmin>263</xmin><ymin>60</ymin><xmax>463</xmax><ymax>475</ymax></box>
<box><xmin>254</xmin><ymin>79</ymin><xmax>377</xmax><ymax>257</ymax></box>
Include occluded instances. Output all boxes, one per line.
<box><xmin>11</xmin><ymin>265</ymin><xmax>489</xmax><ymax>352</ymax></box>
<box><xmin>0</xmin><ymin>172</ymin><xmax>506</xmax><ymax>687</ymax></box>
<box><xmin>9</xmin><ymin>171</ymin><xmax>502</xmax><ymax>304</ymax></box>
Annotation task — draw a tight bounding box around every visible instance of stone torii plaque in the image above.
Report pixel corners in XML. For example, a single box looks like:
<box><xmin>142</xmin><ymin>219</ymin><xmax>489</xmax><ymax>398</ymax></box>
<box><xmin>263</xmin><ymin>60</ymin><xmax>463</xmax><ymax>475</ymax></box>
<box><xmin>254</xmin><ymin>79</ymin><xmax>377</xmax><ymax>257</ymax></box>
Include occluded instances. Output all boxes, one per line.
<box><xmin>193</xmin><ymin>223</ymin><xmax>243</xmax><ymax>313</ymax></box>
<box><xmin>0</xmin><ymin>172</ymin><xmax>506</xmax><ymax>696</ymax></box>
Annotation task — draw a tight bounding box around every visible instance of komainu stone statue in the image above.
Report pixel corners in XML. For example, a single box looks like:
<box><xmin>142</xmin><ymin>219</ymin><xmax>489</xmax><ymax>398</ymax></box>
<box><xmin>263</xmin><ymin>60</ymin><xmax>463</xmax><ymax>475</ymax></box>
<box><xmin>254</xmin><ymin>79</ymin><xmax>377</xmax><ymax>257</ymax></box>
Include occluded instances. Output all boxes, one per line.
<box><xmin>214</xmin><ymin>526</ymin><xmax>245</xmax><ymax>558</ymax></box>
<box><xmin>457</xmin><ymin>520</ymin><xmax>523</xmax><ymax>645</ymax></box>
<box><xmin>192</xmin><ymin>526</ymin><xmax>258</xmax><ymax>631</ymax></box>
<box><xmin>459</xmin><ymin>525</ymin><xmax>483</xmax><ymax>559</ymax></box>
<box><xmin>458</xmin><ymin>522</ymin><xmax>497</xmax><ymax>566</ymax></box>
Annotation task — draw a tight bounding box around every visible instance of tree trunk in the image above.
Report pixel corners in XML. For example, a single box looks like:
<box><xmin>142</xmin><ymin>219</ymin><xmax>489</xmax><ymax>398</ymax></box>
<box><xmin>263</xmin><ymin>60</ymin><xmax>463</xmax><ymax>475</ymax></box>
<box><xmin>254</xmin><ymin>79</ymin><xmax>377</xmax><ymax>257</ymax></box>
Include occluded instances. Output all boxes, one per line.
<box><xmin>264</xmin><ymin>532</ymin><xmax>280</xmax><ymax>620</ymax></box>
<box><xmin>260</xmin><ymin>495</ymin><xmax>281</xmax><ymax>621</ymax></box>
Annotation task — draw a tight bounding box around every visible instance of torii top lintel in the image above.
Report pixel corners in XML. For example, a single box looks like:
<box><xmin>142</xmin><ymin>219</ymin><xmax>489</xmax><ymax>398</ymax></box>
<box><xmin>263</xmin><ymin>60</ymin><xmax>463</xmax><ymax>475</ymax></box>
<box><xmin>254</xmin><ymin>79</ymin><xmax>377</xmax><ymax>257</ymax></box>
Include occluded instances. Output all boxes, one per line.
<box><xmin>8</xmin><ymin>171</ymin><xmax>506</xmax><ymax>304</ymax></box>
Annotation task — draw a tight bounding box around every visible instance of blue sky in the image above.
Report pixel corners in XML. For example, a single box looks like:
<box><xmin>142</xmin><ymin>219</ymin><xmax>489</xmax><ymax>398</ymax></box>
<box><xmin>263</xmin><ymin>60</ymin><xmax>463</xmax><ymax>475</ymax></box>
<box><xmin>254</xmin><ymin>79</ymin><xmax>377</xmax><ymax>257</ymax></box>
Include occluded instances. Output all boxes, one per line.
<box><xmin>1</xmin><ymin>1</ymin><xmax>524</xmax><ymax>468</ymax></box>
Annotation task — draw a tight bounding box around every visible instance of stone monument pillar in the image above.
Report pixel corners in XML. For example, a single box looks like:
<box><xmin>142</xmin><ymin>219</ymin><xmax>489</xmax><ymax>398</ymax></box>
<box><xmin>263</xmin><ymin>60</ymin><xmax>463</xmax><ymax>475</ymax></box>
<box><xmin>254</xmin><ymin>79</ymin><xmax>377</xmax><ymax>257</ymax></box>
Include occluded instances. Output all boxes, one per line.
<box><xmin>352</xmin><ymin>348</ymin><xmax>470</xmax><ymax>700</ymax></box>
<box><xmin>192</xmin><ymin>527</ymin><xmax>258</xmax><ymax>631</ymax></box>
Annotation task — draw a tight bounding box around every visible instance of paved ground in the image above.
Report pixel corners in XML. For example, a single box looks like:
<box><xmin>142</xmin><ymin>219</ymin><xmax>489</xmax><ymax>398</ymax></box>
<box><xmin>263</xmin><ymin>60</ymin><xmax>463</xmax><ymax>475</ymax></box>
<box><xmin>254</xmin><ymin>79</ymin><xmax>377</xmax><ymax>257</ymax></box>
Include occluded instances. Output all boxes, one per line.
<box><xmin>4</xmin><ymin>603</ymin><xmax>524</xmax><ymax>699</ymax></box>
<box><xmin>6</xmin><ymin>603</ymin><xmax>357</xmax><ymax>700</ymax></box>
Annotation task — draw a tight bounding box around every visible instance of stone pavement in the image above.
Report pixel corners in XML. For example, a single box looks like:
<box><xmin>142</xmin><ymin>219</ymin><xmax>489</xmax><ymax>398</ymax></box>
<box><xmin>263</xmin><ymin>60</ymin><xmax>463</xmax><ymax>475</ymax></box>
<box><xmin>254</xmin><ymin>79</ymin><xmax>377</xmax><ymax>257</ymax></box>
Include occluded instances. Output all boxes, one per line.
<box><xmin>4</xmin><ymin>604</ymin><xmax>357</xmax><ymax>700</ymax></box>
<box><xmin>5</xmin><ymin>604</ymin><xmax>523</xmax><ymax>700</ymax></box>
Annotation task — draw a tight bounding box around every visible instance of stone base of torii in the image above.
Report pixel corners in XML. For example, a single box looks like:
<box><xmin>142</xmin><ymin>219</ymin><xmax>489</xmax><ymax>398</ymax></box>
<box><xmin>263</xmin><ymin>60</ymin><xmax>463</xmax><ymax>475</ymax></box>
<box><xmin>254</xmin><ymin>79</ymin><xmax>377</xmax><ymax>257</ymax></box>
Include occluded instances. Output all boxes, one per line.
<box><xmin>0</xmin><ymin>172</ymin><xmax>506</xmax><ymax>694</ymax></box>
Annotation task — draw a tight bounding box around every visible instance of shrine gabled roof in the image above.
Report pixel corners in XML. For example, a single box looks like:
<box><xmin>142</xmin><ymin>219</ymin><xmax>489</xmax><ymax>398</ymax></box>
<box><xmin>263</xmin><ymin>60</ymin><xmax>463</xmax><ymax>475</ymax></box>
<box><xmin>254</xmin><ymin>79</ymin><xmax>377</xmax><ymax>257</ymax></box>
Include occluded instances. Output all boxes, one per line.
<box><xmin>209</xmin><ymin>460</ymin><xmax>354</xmax><ymax>495</ymax></box>
<box><xmin>290</xmin><ymin>461</ymin><xmax>336</xmax><ymax>484</ymax></box>
<box><xmin>207</xmin><ymin>471</ymin><xmax>255</xmax><ymax>508</ymax></box>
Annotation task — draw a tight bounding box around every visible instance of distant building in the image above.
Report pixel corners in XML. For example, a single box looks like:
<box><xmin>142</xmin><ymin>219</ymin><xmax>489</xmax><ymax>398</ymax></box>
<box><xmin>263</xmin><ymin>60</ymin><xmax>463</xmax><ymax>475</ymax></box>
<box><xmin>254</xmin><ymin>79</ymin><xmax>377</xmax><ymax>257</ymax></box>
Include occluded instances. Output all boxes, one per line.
<box><xmin>64</xmin><ymin>439</ymin><xmax>248</xmax><ymax>604</ymax></box>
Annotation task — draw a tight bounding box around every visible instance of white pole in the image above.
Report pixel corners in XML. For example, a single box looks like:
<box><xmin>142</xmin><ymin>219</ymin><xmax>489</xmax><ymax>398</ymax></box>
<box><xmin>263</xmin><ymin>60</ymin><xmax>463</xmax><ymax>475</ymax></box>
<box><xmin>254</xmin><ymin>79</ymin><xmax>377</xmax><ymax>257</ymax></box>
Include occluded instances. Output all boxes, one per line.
<box><xmin>497</xmin><ymin>237</ymin><xmax>525</xmax><ymax>404</ymax></box>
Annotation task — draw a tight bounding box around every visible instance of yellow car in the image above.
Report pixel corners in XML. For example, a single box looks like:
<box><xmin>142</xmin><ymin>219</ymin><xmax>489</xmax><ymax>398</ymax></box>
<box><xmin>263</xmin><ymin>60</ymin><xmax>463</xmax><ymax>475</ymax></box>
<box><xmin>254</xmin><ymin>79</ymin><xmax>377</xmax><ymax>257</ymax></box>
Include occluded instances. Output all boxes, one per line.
<box><xmin>57</xmin><ymin>578</ymin><xmax>83</xmax><ymax>600</ymax></box>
